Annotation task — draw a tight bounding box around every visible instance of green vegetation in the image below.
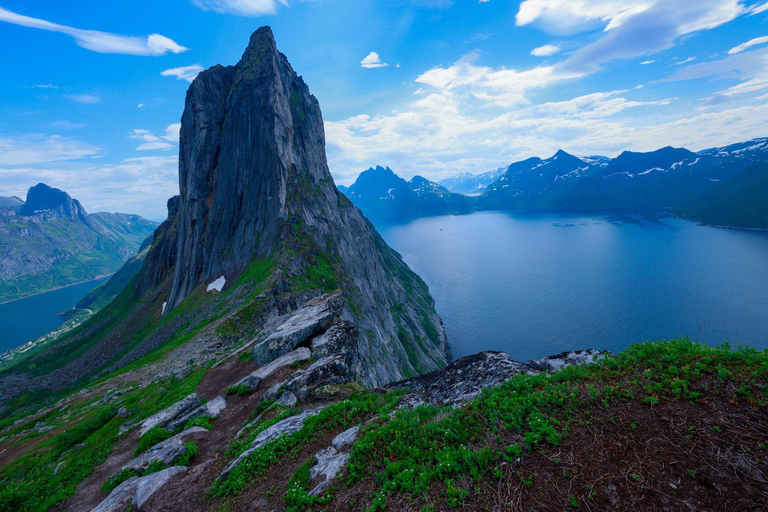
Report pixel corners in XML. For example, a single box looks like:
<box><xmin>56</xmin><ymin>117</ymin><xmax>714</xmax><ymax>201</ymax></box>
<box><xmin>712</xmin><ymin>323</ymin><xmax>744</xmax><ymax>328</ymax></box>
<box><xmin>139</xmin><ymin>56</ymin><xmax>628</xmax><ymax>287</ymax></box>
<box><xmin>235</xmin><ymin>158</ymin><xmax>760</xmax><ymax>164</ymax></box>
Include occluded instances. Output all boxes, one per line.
<box><xmin>210</xmin><ymin>389</ymin><xmax>404</xmax><ymax>497</ymax></box>
<box><xmin>0</xmin><ymin>368</ymin><xmax>205</xmax><ymax>511</ymax></box>
<box><xmin>334</xmin><ymin>338</ymin><xmax>767</xmax><ymax>509</ymax></box>
<box><xmin>136</xmin><ymin>426</ymin><xmax>173</xmax><ymax>455</ymax></box>
<box><xmin>226</xmin><ymin>385</ymin><xmax>255</xmax><ymax>397</ymax></box>
<box><xmin>673</xmin><ymin>163</ymin><xmax>768</xmax><ymax>229</ymax></box>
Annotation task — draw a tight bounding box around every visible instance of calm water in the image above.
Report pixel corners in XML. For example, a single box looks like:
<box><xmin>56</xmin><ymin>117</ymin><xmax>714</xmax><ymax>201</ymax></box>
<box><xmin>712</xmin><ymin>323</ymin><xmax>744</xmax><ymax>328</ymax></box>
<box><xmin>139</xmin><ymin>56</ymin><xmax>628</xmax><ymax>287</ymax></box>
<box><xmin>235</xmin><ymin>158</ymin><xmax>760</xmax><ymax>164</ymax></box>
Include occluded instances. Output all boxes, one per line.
<box><xmin>376</xmin><ymin>211</ymin><xmax>768</xmax><ymax>361</ymax></box>
<box><xmin>0</xmin><ymin>277</ymin><xmax>108</xmax><ymax>353</ymax></box>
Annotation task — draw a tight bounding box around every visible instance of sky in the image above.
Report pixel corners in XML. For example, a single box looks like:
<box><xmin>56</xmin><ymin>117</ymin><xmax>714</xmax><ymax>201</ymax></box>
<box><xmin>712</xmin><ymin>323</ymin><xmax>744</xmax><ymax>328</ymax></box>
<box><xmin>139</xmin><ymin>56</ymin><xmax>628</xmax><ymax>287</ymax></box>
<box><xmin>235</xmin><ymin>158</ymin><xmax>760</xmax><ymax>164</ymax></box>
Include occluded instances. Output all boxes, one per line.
<box><xmin>1</xmin><ymin>1</ymin><xmax>768</xmax><ymax>219</ymax></box>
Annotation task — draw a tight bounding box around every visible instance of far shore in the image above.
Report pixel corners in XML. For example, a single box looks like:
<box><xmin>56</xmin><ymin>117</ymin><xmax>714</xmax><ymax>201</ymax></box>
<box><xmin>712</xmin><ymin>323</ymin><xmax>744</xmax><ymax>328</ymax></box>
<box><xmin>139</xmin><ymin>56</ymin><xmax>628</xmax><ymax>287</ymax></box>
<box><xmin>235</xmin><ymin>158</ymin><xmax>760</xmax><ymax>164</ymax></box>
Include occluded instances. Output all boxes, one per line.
<box><xmin>0</xmin><ymin>274</ymin><xmax>113</xmax><ymax>307</ymax></box>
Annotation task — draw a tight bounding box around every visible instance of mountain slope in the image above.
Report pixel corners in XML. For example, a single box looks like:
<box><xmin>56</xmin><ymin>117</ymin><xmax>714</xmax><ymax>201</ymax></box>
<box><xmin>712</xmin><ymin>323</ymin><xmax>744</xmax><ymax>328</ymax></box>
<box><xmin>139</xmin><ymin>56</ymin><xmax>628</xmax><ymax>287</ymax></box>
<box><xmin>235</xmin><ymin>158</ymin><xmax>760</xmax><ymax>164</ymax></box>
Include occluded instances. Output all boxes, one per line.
<box><xmin>672</xmin><ymin>163</ymin><xmax>768</xmax><ymax>229</ymax></box>
<box><xmin>482</xmin><ymin>150</ymin><xmax>599</xmax><ymax>208</ymax></box>
<box><xmin>0</xmin><ymin>184</ymin><xmax>157</xmax><ymax>303</ymax></box>
<box><xmin>439</xmin><ymin>167</ymin><xmax>506</xmax><ymax>195</ymax></box>
<box><xmin>0</xmin><ymin>27</ymin><xmax>448</xmax><ymax>404</ymax></box>
<box><xmin>342</xmin><ymin>166</ymin><xmax>475</xmax><ymax>220</ymax></box>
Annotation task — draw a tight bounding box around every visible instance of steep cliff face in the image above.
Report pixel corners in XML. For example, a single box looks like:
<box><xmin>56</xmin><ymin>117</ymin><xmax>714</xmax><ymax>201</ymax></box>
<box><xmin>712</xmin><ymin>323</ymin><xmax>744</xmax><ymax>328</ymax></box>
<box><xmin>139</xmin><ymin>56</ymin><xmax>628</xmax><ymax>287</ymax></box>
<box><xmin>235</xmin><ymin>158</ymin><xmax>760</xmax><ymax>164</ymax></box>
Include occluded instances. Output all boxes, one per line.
<box><xmin>164</xmin><ymin>27</ymin><xmax>447</xmax><ymax>386</ymax></box>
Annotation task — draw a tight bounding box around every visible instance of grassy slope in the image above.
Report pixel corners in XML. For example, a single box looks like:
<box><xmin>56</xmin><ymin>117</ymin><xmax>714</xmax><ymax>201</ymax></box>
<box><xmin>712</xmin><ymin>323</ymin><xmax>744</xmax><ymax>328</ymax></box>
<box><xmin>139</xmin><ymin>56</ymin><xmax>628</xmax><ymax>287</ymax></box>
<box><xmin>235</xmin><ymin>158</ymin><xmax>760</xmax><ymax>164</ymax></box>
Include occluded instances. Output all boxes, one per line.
<box><xmin>208</xmin><ymin>338</ymin><xmax>767</xmax><ymax>511</ymax></box>
<box><xmin>0</xmin><ymin>215</ymin><xmax>156</xmax><ymax>303</ymax></box>
<box><xmin>672</xmin><ymin>163</ymin><xmax>768</xmax><ymax>229</ymax></box>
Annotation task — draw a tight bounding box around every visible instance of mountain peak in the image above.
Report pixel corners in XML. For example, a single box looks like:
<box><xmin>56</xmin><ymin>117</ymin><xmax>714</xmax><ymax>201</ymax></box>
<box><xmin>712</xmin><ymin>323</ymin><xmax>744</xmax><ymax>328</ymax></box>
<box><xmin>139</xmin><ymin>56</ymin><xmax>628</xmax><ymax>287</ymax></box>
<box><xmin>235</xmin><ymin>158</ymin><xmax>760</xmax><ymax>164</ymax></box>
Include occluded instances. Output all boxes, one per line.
<box><xmin>19</xmin><ymin>183</ymin><xmax>88</xmax><ymax>221</ymax></box>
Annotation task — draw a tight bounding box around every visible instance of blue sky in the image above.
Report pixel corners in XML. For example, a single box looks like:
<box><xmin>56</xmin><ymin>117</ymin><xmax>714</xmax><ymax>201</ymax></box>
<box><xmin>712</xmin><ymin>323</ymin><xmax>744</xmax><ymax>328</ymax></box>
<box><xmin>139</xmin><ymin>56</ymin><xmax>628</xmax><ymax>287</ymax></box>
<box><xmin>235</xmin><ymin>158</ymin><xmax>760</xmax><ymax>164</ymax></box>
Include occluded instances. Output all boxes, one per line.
<box><xmin>1</xmin><ymin>0</ymin><xmax>768</xmax><ymax>219</ymax></box>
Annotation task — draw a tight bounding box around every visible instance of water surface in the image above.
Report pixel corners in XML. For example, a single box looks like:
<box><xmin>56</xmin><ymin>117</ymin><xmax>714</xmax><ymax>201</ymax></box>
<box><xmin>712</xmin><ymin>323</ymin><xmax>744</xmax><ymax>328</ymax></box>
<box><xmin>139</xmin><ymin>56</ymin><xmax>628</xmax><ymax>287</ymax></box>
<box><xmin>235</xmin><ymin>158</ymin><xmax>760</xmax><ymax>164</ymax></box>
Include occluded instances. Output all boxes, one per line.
<box><xmin>376</xmin><ymin>211</ymin><xmax>768</xmax><ymax>361</ymax></box>
<box><xmin>0</xmin><ymin>277</ymin><xmax>108</xmax><ymax>353</ymax></box>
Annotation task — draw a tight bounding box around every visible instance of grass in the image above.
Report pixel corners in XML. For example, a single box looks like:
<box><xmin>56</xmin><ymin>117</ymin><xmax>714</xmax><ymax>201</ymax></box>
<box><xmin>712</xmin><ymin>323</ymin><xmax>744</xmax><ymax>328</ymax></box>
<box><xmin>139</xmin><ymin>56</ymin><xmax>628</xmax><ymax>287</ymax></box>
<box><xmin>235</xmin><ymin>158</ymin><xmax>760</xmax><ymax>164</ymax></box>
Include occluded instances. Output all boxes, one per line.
<box><xmin>320</xmin><ymin>338</ymin><xmax>768</xmax><ymax>509</ymax></box>
<box><xmin>0</xmin><ymin>368</ymin><xmax>205</xmax><ymax>511</ymax></box>
<box><xmin>135</xmin><ymin>426</ymin><xmax>173</xmax><ymax>455</ymax></box>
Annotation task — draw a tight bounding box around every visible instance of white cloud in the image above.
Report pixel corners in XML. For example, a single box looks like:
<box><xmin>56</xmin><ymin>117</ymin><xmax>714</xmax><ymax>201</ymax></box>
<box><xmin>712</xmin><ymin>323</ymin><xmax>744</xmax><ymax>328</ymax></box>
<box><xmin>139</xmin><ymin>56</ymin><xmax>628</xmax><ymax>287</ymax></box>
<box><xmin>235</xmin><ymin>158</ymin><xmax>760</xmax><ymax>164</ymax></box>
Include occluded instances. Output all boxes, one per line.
<box><xmin>516</xmin><ymin>0</ymin><xmax>653</xmax><ymax>35</ymax></box>
<box><xmin>65</xmin><ymin>93</ymin><xmax>101</xmax><ymax>104</ymax></box>
<box><xmin>192</xmin><ymin>0</ymin><xmax>291</xmax><ymax>16</ymax></box>
<box><xmin>667</xmin><ymin>47</ymin><xmax>768</xmax><ymax>99</ymax></box>
<box><xmin>161</xmin><ymin>65</ymin><xmax>204</xmax><ymax>82</ymax></box>
<box><xmin>531</xmin><ymin>44</ymin><xmax>561</xmax><ymax>56</ymax></box>
<box><xmin>640</xmin><ymin>60</ymin><xmax>655</xmax><ymax>64</ymax></box>
<box><xmin>0</xmin><ymin>134</ymin><xmax>100</xmax><ymax>166</ymax></box>
<box><xmin>361</xmin><ymin>52</ymin><xmax>389</xmax><ymax>68</ymax></box>
<box><xmin>136</xmin><ymin>142</ymin><xmax>173</xmax><ymax>151</ymax></box>
<box><xmin>51</xmin><ymin>121</ymin><xmax>86</xmax><ymax>130</ymax></box>
<box><xmin>0</xmin><ymin>7</ymin><xmax>187</xmax><ymax>56</ymax></box>
<box><xmin>675</xmin><ymin>57</ymin><xmax>697</xmax><ymax>65</ymax></box>
<box><xmin>130</xmin><ymin>124</ymin><xmax>181</xmax><ymax>151</ymax></box>
<box><xmin>325</xmin><ymin>88</ymin><xmax>677</xmax><ymax>184</ymax></box>
<box><xmin>415</xmin><ymin>52</ymin><xmax>579</xmax><ymax>108</ymax></box>
<box><xmin>729</xmin><ymin>35</ymin><xmax>768</xmax><ymax>54</ymax></box>
<box><xmin>0</xmin><ymin>156</ymin><xmax>179</xmax><ymax>220</ymax></box>
<box><xmin>750</xmin><ymin>2</ymin><xmax>768</xmax><ymax>15</ymax></box>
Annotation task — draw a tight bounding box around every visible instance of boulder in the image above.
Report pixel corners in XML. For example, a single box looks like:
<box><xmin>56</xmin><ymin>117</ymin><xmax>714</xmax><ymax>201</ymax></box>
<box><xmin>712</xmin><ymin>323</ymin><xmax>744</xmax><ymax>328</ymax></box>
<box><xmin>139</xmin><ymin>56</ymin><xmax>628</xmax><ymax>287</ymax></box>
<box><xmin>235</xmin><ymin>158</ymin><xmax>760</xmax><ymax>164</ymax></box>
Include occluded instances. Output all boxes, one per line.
<box><xmin>284</xmin><ymin>354</ymin><xmax>351</xmax><ymax>401</ymax></box>
<box><xmin>139</xmin><ymin>393</ymin><xmax>201</xmax><ymax>436</ymax></box>
<box><xmin>310</xmin><ymin>320</ymin><xmax>358</xmax><ymax>365</ymax></box>
<box><xmin>275</xmin><ymin>391</ymin><xmax>298</xmax><ymax>407</ymax></box>
<box><xmin>219</xmin><ymin>408</ymin><xmax>324</xmax><ymax>482</ymax></box>
<box><xmin>233</xmin><ymin>347</ymin><xmax>311</xmax><ymax>391</ymax></box>
<box><xmin>308</xmin><ymin>447</ymin><xmax>350</xmax><ymax>496</ymax></box>
<box><xmin>91</xmin><ymin>466</ymin><xmax>187</xmax><ymax>512</ymax></box>
<box><xmin>526</xmin><ymin>349</ymin><xmax>607</xmax><ymax>372</ymax></box>
<box><xmin>165</xmin><ymin>395</ymin><xmax>227</xmax><ymax>432</ymax></box>
<box><xmin>331</xmin><ymin>425</ymin><xmax>359</xmax><ymax>451</ymax></box>
<box><xmin>252</xmin><ymin>292</ymin><xmax>343</xmax><ymax>364</ymax></box>
<box><xmin>121</xmin><ymin>427</ymin><xmax>207</xmax><ymax>474</ymax></box>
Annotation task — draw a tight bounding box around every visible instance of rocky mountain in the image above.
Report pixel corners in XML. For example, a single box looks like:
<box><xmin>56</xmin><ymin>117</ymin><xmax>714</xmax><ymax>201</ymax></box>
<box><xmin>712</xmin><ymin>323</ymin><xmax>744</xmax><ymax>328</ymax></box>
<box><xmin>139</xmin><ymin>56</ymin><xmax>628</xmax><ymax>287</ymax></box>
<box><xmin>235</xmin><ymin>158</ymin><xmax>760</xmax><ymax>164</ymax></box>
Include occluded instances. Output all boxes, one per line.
<box><xmin>438</xmin><ymin>166</ymin><xmax>506</xmax><ymax>195</ymax></box>
<box><xmin>0</xmin><ymin>184</ymin><xmax>157</xmax><ymax>303</ymax></box>
<box><xmin>672</xmin><ymin>162</ymin><xmax>768</xmax><ymax>229</ymax></box>
<box><xmin>341</xmin><ymin>165</ymin><xmax>475</xmax><ymax>220</ymax></box>
<box><xmin>482</xmin><ymin>150</ymin><xmax>600</xmax><ymax>208</ymax></box>
<box><xmin>0</xmin><ymin>27</ymin><xmax>447</xmax><ymax>406</ymax></box>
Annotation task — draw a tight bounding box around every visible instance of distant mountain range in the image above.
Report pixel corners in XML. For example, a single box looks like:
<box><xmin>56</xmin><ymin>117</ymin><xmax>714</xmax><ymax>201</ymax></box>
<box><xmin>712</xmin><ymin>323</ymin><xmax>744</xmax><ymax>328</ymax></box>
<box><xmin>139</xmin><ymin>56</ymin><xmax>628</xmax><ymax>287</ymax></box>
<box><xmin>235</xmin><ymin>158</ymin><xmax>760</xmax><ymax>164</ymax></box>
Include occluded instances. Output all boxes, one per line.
<box><xmin>0</xmin><ymin>183</ymin><xmax>157</xmax><ymax>303</ymax></box>
<box><xmin>340</xmin><ymin>166</ymin><xmax>474</xmax><ymax>221</ymax></box>
<box><xmin>438</xmin><ymin>167</ymin><xmax>506</xmax><ymax>195</ymax></box>
<box><xmin>339</xmin><ymin>138</ymin><xmax>768</xmax><ymax>228</ymax></box>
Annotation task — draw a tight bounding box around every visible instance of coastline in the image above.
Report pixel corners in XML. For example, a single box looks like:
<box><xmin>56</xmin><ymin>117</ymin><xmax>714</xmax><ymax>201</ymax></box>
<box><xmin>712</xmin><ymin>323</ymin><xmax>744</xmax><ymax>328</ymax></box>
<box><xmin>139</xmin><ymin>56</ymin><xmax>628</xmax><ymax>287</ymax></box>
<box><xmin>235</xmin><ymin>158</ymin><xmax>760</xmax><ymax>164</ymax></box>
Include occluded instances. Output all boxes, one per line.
<box><xmin>666</xmin><ymin>210</ymin><xmax>768</xmax><ymax>233</ymax></box>
<box><xmin>0</xmin><ymin>274</ymin><xmax>113</xmax><ymax>307</ymax></box>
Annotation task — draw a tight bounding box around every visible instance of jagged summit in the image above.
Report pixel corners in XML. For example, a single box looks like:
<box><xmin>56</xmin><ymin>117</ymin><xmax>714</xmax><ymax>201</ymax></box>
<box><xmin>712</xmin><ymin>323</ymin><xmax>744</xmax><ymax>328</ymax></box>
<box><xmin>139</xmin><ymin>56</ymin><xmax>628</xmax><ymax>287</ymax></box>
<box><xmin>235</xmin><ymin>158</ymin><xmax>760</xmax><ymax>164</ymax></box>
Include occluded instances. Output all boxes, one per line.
<box><xmin>161</xmin><ymin>26</ymin><xmax>448</xmax><ymax>385</ymax></box>
<box><xmin>19</xmin><ymin>183</ymin><xmax>89</xmax><ymax>222</ymax></box>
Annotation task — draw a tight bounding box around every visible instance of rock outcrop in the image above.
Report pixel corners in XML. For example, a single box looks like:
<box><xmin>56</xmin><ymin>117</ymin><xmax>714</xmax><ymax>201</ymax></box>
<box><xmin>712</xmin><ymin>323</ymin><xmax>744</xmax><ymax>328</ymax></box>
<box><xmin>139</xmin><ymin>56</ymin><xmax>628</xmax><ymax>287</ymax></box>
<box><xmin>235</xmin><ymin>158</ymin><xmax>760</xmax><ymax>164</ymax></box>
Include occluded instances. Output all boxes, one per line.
<box><xmin>159</xmin><ymin>26</ymin><xmax>448</xmax><ymax>386</ymax></box>
<box><xmin>92</xmin><ymin>466</ymin><xmax>188</xmax><ymax>512</ymax></box>
<box><xmin>386</xmin><ymin>349</ymin><xmax>607</xmax><ymax>407</ymax></box>
<box><xmin>122</xmin><ymin>427</ymin><xmax>207</xmax><ymax>474</ymax></box>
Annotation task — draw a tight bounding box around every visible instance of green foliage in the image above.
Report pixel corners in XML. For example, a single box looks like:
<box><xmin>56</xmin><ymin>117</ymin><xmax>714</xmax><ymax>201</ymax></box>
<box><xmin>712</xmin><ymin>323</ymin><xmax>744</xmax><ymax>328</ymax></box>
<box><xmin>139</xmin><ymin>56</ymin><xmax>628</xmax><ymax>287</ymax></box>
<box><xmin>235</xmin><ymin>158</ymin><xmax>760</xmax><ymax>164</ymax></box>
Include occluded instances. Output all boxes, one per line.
<box><xmin>0</xmin><ymin>368</ymin><xmax>205</xmax><ymax>511</ymax></box>
<box><xmin>237</xmin><ymin>351</ymin><xmax>254</xmax><ymax>363</ymax></box>
<box><xmin>54</xmin><ymin>406</ymin><xmax>118</xmax><ymax>456</ymax></box>
<box><xmin>135</xmin><ymin>426</ymin><xmax>173</xmax><ymax>455</ymax></box>
<box><xmin>183</xmin><ymin>416</ymin><xmax>213</xmax><ymax>430</ymax></box>
<box><xmin>210</xmin><ymin>390</ymin><xmax>403</xmax><ymax>497</ymax></box>
<box><xmin>177</xmin><ymin>442</ymin><xmax>199</xmax><ymax>466</ymax></box>
<box><xmin>226</xmin><ymin>385</ymin><xmax>254</xmax><ymax>397</ymax></box>
<box><xmin>342</xmin><ymin>338</ymin><xmax>768</xmax><ymax>509</ymax></box>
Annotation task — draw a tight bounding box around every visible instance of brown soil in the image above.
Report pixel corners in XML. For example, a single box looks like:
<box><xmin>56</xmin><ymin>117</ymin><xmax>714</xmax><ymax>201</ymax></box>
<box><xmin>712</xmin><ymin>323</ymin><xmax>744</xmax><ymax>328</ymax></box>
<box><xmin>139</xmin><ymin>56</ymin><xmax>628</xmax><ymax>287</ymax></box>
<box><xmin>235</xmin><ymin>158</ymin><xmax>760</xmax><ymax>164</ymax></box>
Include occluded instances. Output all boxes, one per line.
<box><xmin>332</xmin><ymin>396</ymin><xmax>768</xmax><ymax>511</ymax></box>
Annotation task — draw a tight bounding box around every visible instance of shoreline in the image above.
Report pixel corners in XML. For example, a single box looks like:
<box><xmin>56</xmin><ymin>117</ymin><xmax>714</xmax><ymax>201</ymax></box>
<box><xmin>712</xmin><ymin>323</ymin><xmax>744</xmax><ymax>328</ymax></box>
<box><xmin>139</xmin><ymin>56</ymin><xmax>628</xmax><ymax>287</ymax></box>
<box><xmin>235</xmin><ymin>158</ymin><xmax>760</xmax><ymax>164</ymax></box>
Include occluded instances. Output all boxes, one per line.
<box><xmin>0</xmin><ymin>274</ymin><xmax>113</xmax><ymax>307</ymax></box>
<box><xmin>666</xmin><ymin>211</ymin><xmax>768</xmax><ymax>233</ymax></box>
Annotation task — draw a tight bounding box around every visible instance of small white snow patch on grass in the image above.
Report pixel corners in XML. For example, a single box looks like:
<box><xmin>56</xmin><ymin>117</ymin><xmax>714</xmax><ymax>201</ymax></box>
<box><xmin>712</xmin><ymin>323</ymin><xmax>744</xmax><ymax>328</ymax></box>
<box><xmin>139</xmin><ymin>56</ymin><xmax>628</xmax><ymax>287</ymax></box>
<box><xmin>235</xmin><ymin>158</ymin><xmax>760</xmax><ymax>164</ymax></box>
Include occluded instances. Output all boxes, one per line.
<box><xmin>207</xmin><ymin>276</ymin><xmax>226</xmax><ymax>292</ymax></box>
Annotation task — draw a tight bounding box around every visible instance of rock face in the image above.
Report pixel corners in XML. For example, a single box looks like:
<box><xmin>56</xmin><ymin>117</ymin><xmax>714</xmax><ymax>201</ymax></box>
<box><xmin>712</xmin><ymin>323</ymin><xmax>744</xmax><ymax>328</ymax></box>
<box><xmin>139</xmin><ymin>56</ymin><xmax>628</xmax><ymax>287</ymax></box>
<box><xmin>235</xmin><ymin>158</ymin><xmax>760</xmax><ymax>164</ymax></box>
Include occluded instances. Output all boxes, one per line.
<box><xmin>234</xmin><ymin>347</ymin><xmax>311</xmax><ymax>390</ymax></box>
<box><xmin>163</xmin><ymin>26</ymin><xmax>448</xmax><ymax>387</ymax></box>
<box><xmin>140</xmin><ymin>393</ymin><xmax>201</xmax><ymax>435</ymax></box>
<box><xmin>386</xmin><ymin>349</ymin><xmax>607</xmax><ymax>407</ymax></box>
<box><xmin>252</xmin><ymin>292</ymin><xmax>343</xmax><ymax>364</ymax></box>
<box><xmin>283</xmin><ymin>354</ymin><xmax>351</xmax><ymax>401</ymax></box>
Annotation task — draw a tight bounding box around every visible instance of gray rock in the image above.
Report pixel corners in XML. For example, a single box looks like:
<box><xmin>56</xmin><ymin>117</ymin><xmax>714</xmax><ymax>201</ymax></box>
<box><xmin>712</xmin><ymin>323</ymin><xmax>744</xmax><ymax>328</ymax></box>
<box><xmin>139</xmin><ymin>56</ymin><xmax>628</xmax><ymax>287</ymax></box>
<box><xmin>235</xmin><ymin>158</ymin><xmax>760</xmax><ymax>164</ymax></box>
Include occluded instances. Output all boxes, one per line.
<box><xmin>259</xmin><ymin>382</ymin><xmax>285</xmax><ymax>403</ymax></box>
<box><xmin>133</xmin><ymin>466</ymin><xmax>188</xmax><ymax>508</ymax></box>
<box><xmin>92</xmin><ymin>466</ymin><xmax>187</xmax><ymax>512</ymax></box>
<box><xmin>219</xmin><ymin>408</ymin><xmax>324</xmax><ymax>482</ymax></box>
<box><xmin>117</xmin><ymin>407</ymin><xmax>129</xmax><ymax>418</ymax></box>
<box><xmin>165</xmin><ymin>395</ymin><xmax>226</xmax><ymax>432</ymax></box>
<box><xmin>275</xmin><ymin>391</ymin><xmax>298</xmax><ymax>407</ymax></box>
<box><xmin>331</xmin><ymin>425</ymin><xmax>359</xmax><ymax>451</ymax></box>
<box><xmin>386</xmin><ymin>350</ymin><xmax>610</xmax><ymax>407</ymax></box>
<box><xmin>526</xmin><ymin>349</ymin><xmax>607</xmax><ymax>372</ymax></box>
<box><xmin>140</xmin><ymin>393</ymin><xmax>201</xmax><ymax>436</ymax></box>
<box><xmin>310</xmin><ymin>320</ymin><xmax>358</xmax><ymax>365</ymax></box>
<box><xmin>308</xmin><ymin>447</ymin><xmax>350</xmax><ymax>496</ymax></box>
<box><xmin>252</xmin><ymin>293</ymin><xmax>343</xmax><ymax>364</ymax></box>
<box><xmin>159</xmin><ymin>27</ymin><xmax>448</xmax><ymax>388</ymax></box>
<box><xmin>121</xmin><ymin>427</ymin><xmax>207</xmax><ymax>474</ymax></box>
<box><xmin>284</xmin><ymin>354</ymin><xmax>351</xmax><ymax>401</ymax></box>
<box><xmin>233</xmin><ymin>347</ymin><xmax>311</xmax><ymax>391</ymax></box>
